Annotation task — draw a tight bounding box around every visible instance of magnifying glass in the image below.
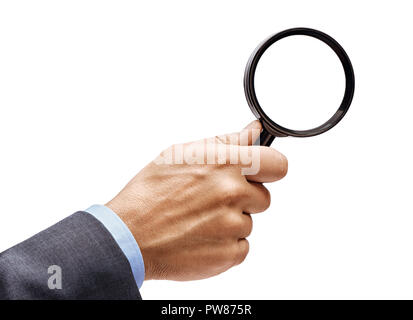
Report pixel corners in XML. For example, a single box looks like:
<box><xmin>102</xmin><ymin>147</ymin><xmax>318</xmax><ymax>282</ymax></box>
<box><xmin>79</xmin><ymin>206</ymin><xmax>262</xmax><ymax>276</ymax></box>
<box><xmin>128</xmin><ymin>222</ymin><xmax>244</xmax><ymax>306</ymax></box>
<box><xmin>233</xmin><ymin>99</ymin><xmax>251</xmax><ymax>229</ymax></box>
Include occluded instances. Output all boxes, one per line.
<box><xmin>244</xmin><ymin>27</ymin><xmax>355</xmax><ymax>146</ymax></box>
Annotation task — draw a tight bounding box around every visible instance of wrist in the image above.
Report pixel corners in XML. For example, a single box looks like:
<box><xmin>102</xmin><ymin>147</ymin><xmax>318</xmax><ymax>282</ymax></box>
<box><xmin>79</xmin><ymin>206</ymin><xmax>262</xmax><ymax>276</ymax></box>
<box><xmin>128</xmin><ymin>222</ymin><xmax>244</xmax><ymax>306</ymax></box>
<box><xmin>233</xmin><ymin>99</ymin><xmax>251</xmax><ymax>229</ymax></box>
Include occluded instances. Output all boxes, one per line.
<box><xmin>85</xmin><ymin>204</ymin><xmax>146</xmax><ymax>287</ymax></box>
<box><xmin>105</xmin><ymin>200</ymin><xmax>154</xmax><ymax>280</ymax></box>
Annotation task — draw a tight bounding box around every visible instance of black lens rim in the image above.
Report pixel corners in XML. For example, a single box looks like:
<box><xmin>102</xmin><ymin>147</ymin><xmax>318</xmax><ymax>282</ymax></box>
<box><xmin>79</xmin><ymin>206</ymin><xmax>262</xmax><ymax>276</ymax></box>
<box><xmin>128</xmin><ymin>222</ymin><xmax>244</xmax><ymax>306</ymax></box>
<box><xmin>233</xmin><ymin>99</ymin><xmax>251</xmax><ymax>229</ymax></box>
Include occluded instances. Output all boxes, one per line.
<box><xmin>244</xmin><ymin>27</ymin><xmax>355</xmax><ymax>137</ymax></box>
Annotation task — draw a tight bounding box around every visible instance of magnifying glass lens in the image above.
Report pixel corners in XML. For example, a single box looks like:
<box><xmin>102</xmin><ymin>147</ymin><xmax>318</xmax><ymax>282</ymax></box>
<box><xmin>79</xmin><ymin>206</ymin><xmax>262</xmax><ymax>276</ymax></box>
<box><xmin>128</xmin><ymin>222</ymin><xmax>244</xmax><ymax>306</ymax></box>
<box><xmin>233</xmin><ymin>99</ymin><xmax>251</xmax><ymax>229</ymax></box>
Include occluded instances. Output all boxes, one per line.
<box><xmin>254</xmin><ymin>35</ymin><xmax>346</xmax><ymax>131</ymax></box>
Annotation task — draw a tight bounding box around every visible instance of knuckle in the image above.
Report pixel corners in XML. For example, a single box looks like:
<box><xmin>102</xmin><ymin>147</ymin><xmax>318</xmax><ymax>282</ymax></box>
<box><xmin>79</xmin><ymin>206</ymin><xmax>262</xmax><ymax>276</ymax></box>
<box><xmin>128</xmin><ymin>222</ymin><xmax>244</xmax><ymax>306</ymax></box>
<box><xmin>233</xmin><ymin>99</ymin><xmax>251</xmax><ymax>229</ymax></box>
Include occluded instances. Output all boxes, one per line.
<box><xmin>220</xmin><ymin>180</ymin><xmax>246</xmax><ymax>202</ymax></box>
<box><xmin>223</xmin><ymin>213</ymin><xmax>244</xmax><ymax>234</ymax></box>
<box><xmin>191</xmin><ymin>165</ymin><xmax>210</xmax><ymax>178</ymax></box>
<box><xmin>222</xmin><ymin>213</ymin><xmax>253</xmax><ymax>239</ymax></box>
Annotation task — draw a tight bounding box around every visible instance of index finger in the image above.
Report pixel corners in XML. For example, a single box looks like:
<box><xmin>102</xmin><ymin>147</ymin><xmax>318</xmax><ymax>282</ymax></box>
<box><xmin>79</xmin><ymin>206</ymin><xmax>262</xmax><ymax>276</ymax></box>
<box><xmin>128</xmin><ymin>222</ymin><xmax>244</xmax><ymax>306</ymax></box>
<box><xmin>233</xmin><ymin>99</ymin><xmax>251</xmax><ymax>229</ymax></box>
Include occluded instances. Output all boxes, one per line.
<box><xmin>214</xmin><ymin>120</ymin><xmax>262</xmax><ymax>146</ymax></box>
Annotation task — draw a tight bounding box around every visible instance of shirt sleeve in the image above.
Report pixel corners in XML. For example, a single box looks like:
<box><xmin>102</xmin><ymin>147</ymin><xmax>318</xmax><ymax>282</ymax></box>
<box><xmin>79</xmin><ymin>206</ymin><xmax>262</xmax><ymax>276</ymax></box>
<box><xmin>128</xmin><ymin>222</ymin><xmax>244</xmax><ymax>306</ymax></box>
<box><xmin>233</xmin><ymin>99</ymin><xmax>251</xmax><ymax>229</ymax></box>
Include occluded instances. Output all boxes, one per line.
<box><xmin>85</xmin><ymin>204</ymin><xmax>145</xmax><ymax>289</ymax></box>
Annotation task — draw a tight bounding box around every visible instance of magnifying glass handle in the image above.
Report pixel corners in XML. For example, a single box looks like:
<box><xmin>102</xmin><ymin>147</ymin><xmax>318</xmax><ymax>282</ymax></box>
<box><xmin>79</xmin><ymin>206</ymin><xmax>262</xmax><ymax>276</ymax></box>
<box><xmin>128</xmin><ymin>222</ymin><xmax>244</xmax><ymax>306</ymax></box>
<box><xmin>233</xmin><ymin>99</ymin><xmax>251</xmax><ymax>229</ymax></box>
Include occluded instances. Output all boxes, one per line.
<box><xmin>255</xmin><ymin>128</ymin><xmax>275</xmax><ymax>146</ymax></box>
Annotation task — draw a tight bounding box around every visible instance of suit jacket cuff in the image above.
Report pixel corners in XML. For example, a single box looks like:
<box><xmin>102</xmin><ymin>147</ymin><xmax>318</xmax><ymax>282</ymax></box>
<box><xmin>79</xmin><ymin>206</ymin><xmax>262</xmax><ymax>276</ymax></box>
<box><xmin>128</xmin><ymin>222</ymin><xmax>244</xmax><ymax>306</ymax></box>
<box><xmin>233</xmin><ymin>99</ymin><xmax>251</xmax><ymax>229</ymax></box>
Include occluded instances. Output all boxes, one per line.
<box><xmin>85</xmin><ymin>204</ymin><xmax>145</xmax><ymax>289</ymax></box>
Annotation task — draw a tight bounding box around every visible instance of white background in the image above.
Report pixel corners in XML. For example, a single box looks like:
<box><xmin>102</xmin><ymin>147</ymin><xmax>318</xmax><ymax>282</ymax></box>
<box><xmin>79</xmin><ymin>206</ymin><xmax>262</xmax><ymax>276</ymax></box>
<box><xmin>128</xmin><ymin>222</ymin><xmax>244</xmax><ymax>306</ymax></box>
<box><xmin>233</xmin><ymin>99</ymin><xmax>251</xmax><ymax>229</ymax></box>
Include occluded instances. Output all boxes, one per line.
<box><xmin>0</xmin><ymin>1</ymin><xmax>412</xmax><ymax>299</ymax></box>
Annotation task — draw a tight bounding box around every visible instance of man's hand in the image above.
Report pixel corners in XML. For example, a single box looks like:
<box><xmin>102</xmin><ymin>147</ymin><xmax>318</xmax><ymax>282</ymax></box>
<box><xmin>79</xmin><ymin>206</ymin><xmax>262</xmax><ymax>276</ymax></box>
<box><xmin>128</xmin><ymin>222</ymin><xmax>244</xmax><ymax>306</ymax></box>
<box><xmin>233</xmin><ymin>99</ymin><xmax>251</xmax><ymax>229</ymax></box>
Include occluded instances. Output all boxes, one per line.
<box><xmin>106</xmin><ymin>121</ymin><xmax>288</xmax><ymax>281</ymax></box>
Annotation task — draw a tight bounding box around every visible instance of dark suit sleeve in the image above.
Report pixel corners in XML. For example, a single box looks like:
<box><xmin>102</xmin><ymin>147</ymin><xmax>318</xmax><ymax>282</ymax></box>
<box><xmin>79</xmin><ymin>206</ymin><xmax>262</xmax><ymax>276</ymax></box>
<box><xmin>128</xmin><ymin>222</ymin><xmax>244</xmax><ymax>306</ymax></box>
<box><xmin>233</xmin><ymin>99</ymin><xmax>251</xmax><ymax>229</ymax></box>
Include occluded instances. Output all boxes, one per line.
<box><xmin>0</xmin><ymin>211</ymin><xmax>141</xmax><ymax>300</ymax></box>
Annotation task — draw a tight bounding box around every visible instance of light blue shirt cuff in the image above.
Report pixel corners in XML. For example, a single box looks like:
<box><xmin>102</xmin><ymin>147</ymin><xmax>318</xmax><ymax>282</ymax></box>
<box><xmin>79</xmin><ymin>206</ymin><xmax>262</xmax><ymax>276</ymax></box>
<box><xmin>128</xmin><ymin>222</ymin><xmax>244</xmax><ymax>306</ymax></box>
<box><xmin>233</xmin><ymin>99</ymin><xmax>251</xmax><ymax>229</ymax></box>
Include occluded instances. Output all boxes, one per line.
<box><xmin>85</xmin><ymin>204</ymin><xmax>145</xmax><ymax>289</ymax></box>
